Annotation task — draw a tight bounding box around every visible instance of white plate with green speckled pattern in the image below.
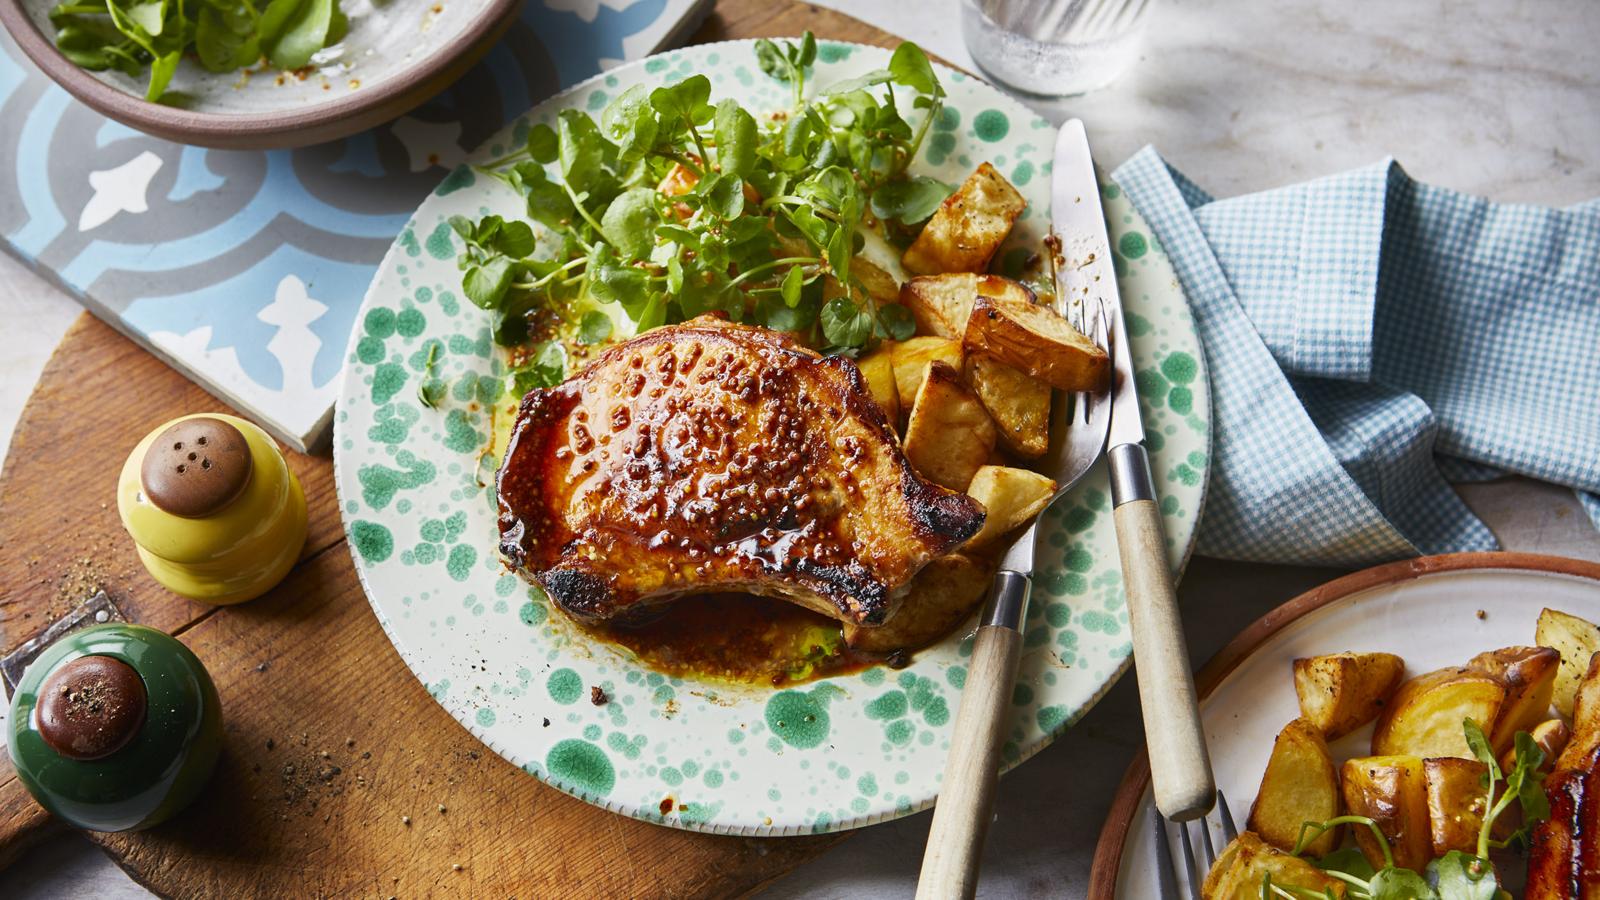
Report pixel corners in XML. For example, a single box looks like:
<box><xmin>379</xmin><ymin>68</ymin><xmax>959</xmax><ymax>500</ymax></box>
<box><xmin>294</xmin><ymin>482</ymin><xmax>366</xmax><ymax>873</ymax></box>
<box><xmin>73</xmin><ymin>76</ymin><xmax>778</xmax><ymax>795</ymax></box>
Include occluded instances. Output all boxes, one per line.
<box><xmin>333</xmin><ymin>39</ymin><xmax>1212</xmax><ymax>835</ymax></box>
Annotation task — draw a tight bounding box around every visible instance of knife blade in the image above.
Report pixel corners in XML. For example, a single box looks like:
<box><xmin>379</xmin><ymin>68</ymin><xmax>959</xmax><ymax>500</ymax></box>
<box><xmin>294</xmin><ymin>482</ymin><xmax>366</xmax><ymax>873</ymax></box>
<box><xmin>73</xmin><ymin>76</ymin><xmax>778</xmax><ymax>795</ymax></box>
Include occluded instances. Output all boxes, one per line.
<box><xmin>1050</xmin><ymin>118</ymin><xmax>1143</xmax><ymax>451</ymax></box>
<box><xmin>1050</xmin><ymin>119</ymin><xmax>1216</xmax><ymax>821</ymax></box>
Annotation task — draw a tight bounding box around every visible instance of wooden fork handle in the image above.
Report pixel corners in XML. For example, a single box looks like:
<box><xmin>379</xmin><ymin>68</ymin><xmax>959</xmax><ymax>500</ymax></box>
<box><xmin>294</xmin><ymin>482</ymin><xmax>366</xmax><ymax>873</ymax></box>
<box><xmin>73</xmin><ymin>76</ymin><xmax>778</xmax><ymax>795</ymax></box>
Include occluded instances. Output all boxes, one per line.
<box><xmin>916</xmin><ymin>571</ymin><xmax>1029</xmax><ymax>900</ymax></box>
<box><xmin>1109</xmin><ymin>443</ymin><xmax>1215</xmax><ymax>821</ymax></box>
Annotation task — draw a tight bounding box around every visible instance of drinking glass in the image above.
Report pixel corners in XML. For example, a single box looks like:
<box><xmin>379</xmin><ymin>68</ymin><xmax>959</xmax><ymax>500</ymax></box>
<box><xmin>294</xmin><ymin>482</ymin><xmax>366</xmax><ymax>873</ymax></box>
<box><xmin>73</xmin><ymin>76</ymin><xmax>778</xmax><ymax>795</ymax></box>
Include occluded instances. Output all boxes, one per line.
<box><xmin>960</xmin><ymin>0</ymin><xmax>1154</xmax><ymax>97</ymax></box>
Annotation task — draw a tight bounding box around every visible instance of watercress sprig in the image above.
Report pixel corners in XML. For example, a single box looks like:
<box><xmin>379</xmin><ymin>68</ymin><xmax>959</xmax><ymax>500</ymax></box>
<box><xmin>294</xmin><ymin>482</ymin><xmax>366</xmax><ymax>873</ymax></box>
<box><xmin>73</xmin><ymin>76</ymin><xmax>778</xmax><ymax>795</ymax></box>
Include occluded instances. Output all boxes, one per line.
<box><xmin>754</xmin><ymin>32</ymin><xmax>816</xmax><ymax>108</ymax></box>
<box><xmin>49</xmin><ymin>0</ymin><xmax>348</xmax><ymax>102</ymax></box>
<box><xmin>455</xmin><ymin>32</ymin><xmax>950</xmax><ymax>361</ymax></box>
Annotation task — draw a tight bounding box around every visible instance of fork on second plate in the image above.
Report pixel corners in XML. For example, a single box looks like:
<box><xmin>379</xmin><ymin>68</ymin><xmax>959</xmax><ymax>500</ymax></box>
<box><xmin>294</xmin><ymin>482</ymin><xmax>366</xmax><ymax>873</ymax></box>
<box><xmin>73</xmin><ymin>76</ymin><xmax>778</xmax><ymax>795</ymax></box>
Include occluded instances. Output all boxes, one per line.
<box><xmin>1154</xmin><ymin>789</ymin><xmax>1239</xmax><ymax>899</ymax></box>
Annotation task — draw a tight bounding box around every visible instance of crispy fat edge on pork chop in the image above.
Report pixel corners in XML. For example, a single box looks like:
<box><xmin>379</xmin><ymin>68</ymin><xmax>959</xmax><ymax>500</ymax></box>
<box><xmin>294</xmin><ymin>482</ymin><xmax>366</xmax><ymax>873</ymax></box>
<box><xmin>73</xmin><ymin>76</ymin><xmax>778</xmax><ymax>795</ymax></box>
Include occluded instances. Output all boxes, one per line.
<box><xmin>496</xmin><ymin>317</ymin><xmax>985</xmax><ymax>628</ymax></box>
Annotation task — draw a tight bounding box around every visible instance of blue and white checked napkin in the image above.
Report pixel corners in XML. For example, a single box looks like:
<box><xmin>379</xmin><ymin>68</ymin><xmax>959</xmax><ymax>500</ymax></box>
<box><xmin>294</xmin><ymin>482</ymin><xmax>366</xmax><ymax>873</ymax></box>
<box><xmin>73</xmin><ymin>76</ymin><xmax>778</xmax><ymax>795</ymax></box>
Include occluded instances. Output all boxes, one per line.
<box><xmin>1112</xmin><ymin>148</ymin><xmax>1600</xmax><ymax>567</ymax></box>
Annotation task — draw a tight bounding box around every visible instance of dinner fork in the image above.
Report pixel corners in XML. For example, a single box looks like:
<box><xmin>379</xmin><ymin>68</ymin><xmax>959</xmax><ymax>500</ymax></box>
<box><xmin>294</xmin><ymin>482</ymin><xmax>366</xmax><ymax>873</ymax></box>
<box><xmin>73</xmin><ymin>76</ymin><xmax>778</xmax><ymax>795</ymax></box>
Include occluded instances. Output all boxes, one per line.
<box><xmin>916</xmin><ymin>298</ymin><xmax>1112</xmax><ymax>900</ymax></box>
<box><xmin>1155</xmin><ymin>789</ymin><xmax>1239</xmax><ymax>899</ymax></box>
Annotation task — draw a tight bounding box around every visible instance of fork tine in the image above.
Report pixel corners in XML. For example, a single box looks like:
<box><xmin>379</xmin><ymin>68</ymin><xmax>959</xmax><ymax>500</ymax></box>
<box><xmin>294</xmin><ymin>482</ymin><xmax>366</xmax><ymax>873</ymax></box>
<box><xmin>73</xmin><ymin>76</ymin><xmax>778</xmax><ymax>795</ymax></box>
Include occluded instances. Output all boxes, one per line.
<box><xmin>1176</xmin><ymin>821</ymin><xmax>1202</xmax><ymax>900</ymax></box>
<box><xmin>1153</xmin><ymin>811</ymin><xmax>1180</xmax><ymax>899</ymax></box>
<box><xmin>1217</xmin><ymin>790</ymin><xmax>1238</xmax><ymax>843</ymax></box>
<box><xmin>1080</xmin><ymin>301</ymin><xmax>1111</xmax><ymax>423</ymax></box>
<box><xmin>1199</xmin><ymin>818</ymin><xmax>1217</xmax><ymax>869</ymax></box>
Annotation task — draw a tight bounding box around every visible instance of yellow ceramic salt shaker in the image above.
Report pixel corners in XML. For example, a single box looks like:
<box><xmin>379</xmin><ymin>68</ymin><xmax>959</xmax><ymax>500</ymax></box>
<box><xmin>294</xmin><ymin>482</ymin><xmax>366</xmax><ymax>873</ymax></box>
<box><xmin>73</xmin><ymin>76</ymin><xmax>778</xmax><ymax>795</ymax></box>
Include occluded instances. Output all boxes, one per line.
<box><xmin>117</xmin><ymin>414</ymin><xmax>307</xmax><ymax>604</ymax></box>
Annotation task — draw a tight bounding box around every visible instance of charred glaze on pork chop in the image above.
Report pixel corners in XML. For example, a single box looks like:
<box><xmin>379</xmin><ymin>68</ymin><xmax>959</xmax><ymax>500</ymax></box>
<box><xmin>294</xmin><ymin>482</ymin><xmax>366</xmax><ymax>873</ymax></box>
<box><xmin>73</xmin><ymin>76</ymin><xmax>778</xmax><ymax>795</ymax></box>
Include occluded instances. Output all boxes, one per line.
<box><xmin>496</xmin><ymin>316</ymin><xmax>985</xmax><ymax>628</ymax></box>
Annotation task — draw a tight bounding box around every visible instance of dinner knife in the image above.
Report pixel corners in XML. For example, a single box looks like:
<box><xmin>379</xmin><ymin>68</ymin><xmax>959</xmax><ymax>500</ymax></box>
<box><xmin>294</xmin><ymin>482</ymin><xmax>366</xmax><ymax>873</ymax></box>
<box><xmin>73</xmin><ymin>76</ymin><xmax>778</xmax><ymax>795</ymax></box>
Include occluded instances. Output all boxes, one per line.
<box><xmin>1052</xmin><ymin>118</ymin><xmax>1216</xmax><ymax>820</ymax></box>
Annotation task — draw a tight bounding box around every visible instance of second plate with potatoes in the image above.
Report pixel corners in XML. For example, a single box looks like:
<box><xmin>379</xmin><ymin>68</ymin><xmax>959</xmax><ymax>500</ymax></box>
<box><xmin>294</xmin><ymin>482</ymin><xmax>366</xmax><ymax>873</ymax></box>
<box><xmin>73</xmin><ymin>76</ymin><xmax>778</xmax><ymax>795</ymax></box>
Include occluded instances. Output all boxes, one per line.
<box><xmin>1096</xmin><ymin>552</ymin><xmax>1600</xmax><ymax>898</ymax></box>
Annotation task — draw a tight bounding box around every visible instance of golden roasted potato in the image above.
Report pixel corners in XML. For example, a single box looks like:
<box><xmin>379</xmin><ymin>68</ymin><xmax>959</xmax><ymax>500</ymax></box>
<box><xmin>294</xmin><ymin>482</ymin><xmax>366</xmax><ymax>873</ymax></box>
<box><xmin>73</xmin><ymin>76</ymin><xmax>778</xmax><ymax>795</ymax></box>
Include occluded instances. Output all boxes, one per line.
<box><xmin>901</xmin><ymin>162</ymin><xmax>1026</xmax><ymax>276</ymax></box>
<box><xmin>855</xmin><ymin>348</ymin><xmax>900</xmax><ymax>423</ymax></box>
<box><xmin>963</xmin><ymin>288</ymin><xmax>1110</xmax><ymax>392</ymax></box>
<box><xmin>1468</xmin><ymin>645</ymin><xmax>1560</xmax><ymax>753</ymax></box>
<box><xmin>854</xmin><ymin>258</ymin><xmax>901</xmax><ymax>305</ymax></box>
<box><xmin>1247</xmin><ymin>718</ymin><xmax>1343</xmax><ymax>856</ymax></box>
<box><xmin>1371</xmin><ymin>667</ymin><xmax>1506</xmax><ymax>759</ymax></box>
<box><xmin>1536</xmin><ymin>606</ymin><xmax>1600</xmax><ymax>718</ymax></box>
<box><xmin>1342</xmin><ymin>755</ymin><xmax>1431</xmax><ymax>872</ymax></box>
<box><xmin>890</xmin><ymin>336</ymin><xmax>963</xmax><ymax>413</ymax></box>
<box><xmin>843</xmin><ymin>553</ymin><xmax>994</xmax><ymax>652</ymax></box>
<box><xmin>1502</xmin><ymin>718</ymin><xmax>1572</xmax><ymax>773</ymax></box>
<box><xmin>1203</xmin><ymin>836</ymin><xmax>1243</xmax><ymax>898</ymax></box>
<box><xmin>900</xmin><ymin>273</ymin><xmax>978</xmax><ymax>339</ymax></box>
<box><xmin>1201</xmin><ymin>832</ymin><xmax>1347</xmax><ymax>900</ymax></box>
<box><xmin>824</xmin><ymin>267</ymin><xmax>900</xmax><ymax>306</ymax></box>
<box><xmin>903</xmin><ymin>361</ymin><xmax>997</xmax><ymax>492</ymax></box>
<box><xmin>976</xmin><ymin>274</ymin><xmax>1037</xmax><ymax>305</ymax></box>
<box><xmin>1556</xmin><ymin>651</ymin><xmax>1600</xmax><ymax>771</ymax></box>
<box><xmin>901</xmin><ymin>273</ymin><xmax>1036</xmax><ymax>339</ymax></box>
<box><xmin>659</xmin><ymin>162</ymin><xmax>762</xmax><ymax>208</ymax></box>
<box><xmin>1292</xmin><ymin>651</ymin><xmax>1406</xmax><ymax>740</ymax></box>
<box><xmin>1423</xmin><ymin>757</ymin><xmax>1491</xmax><ymax>857</ymax></box>
<box><xmin>658</xmin><ymin>161</ymin><xmax>699</xmax><ymax>196</ymax></box>
<box><xmin>964</xmin><ymin>465</ymin><xmax>1057</xmax><ymax>552</ymax></box>
<box><xmin>965</xmin><ymin>355</ymin><xmax>1051</xmax><ymax>459</ymax></box>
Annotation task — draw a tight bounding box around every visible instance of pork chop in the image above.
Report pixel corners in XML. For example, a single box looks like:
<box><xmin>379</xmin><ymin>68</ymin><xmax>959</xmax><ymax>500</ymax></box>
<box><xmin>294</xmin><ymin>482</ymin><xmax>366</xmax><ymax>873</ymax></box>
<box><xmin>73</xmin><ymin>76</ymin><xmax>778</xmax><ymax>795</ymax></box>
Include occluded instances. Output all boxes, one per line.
<box><xmin>496</xmin><ymin>316</ymin><xmax>985</xmax><ymax>628</ymax></box>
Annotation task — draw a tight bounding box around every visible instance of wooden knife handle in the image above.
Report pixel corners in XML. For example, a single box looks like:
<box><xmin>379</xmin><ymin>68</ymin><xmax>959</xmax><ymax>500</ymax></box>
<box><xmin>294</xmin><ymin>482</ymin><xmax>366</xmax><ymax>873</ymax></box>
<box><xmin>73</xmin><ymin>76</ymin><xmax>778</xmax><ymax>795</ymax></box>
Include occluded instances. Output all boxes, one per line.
<box><xmin>916</xmin><ymin>571</ymin><xmax>1030</xmax><ymax>900</ymax></box>
<box><xmin>1113</xmin><ymin>494</ymin><xmax>1215</xmax><ymax>820</ymax></box>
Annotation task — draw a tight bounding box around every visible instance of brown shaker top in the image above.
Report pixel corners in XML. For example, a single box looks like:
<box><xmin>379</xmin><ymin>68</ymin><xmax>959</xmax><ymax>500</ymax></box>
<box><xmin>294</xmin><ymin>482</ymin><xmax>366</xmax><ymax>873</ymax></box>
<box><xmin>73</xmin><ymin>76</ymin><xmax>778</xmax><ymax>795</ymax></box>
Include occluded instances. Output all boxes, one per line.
<box><xmin>140</xmin><ymin>417</ymin><xmax>253</xmax><ymax>518</ymax></box>
<box><xmin>36</xmin><ymin>655</ymin><xmax>148</xmax><ymax>761</ymax></box>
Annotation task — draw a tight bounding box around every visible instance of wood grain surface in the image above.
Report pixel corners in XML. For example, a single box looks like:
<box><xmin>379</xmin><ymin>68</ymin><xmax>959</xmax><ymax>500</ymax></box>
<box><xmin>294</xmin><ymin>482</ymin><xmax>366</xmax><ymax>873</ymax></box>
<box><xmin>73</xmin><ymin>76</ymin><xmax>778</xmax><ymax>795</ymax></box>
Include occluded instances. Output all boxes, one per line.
<box><xmin>0</xmin><ymin>4</ymin><xmax>901</xmax><ymax>894</ymax></box>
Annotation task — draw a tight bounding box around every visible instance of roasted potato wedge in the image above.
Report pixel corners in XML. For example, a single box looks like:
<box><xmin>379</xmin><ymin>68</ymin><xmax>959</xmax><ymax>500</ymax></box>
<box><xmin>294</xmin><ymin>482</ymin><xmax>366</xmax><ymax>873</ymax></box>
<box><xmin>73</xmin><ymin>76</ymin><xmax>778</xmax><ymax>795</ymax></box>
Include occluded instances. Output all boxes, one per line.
<box><xmin>901</xmin><ymin>273</ymin><xmax>1037</xmax><ymax>339</ymax></box>
<box><xmin>975</xmin><ymin>274</ymin><xmax>1037</xmax><ymax>306</ymax></box>
<box><xmin>963</xmin><ymin>288</ymin><xmax>1110</xmax><ymax>392</ymax></box>
<box><xmin>1423</xmin><ymin>757</ymin><xmax>1491</xmax><ymax>857</ymax></box>
<box><xmin>1556</xmin><ymin>651</ymin><xmax>1600</xmax><ymax>771</ymax></box>
<box><xmin>890</xmin><ymin>336</ymin><xmax>964</xmax><ymax>413</ymax></box>
<box><xmin>854</xmin><ymin>258</ymin><xmax>901</xmax><ymax>305</ymax></box>
<box><xmin>1292</xmin><ymin>651</ymin><xmax>1406</xmax><ymax>740</ymax></box>
<box><xmin>1371</xmin><ymin>667</ymin><xmax>1507</xmax><ymax>759</ymax></box>
<box><xmin>824</xmin><ymin>266</ymin><xmax>900</xmax><ymax>306</ymax></box>
<box><xmin>658</xmin><ymin>161</ymin><xmax>699</xmax><ymax>196</ymax></box>
<box><xmin>1201</xmin><ymin>832</ymin><xmax>1347</xmax><ymax>900</ymax></box>
<box><xmin>902</xmin><ymin>162</ymin><xmax>1026</xmax><ymax>276</ymax></box>
<box><xmin>659</xmin><ymin>162</ymin><xmax>761</xmax><ymax>208</ymax></box>
<box><xmin>1468</xmin><ymin>645</ymin><xmax>1560</xmax><ymax>753</ymax></box>
<box><xmin>844</xmin><ymin>554</ymin><xmax>994</xmax><ymax>652</ymax></box>
<box><xmin>1503</xmin><ymin>718</ymin><xmax>1572</xmax><ymax>774</ymax></box>
<box><xmin>855</xmin><ymin>348</ymin><xmax>900</xmax><ymax>423</ymax></box>
<box><xmin>1247</xmin><ymin>718</ymin><xmax>1343</xmax><ymax>856</ymax></box>
<box><xmin>1537</xmin><ymin>607</ymin><xmax>1600</xmax><ymax>719</ymax></box>
<box><xmin>1342</xmin><ymin>755</ymin><xmax>1431</xmax><ymax>872</ymax></box>
<box><xmin>900</xmin><ymin>273</ymin><xmax>978</xmax><ymax>339</ymax></box>
<box><xmin>964</xmin><ymin>466</ymin><xmax>1057</xmax><ymax>552</ymax></box>
<box><xmin>965</xmin><ymin>355</ymin><xmax>1051</xmax><ymax>458</ymax></box>
<box><xmin>903</xmin><ymin>360</ymin><xmax>997</xmax><ymax>492</ymax></box>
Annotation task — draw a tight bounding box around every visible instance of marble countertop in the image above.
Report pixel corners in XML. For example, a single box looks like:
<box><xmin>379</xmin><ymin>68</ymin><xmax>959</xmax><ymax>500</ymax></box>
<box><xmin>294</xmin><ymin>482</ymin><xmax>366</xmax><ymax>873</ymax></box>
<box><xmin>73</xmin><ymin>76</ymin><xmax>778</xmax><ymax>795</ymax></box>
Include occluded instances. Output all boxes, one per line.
<box><xmin>3</xmin><ymin>0</ymin><xmax>1597</xmax><ymax>895</ymax></box>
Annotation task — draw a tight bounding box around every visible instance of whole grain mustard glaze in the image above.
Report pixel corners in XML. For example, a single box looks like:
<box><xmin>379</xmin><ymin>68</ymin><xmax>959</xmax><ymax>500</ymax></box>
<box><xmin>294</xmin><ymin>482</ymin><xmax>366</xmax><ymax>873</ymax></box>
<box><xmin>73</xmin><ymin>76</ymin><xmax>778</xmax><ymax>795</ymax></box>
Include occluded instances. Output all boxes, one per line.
<box><xmin>117</xmin><ymin>414</ymin><xmax>307</xmax><ymax>604</ymax></box>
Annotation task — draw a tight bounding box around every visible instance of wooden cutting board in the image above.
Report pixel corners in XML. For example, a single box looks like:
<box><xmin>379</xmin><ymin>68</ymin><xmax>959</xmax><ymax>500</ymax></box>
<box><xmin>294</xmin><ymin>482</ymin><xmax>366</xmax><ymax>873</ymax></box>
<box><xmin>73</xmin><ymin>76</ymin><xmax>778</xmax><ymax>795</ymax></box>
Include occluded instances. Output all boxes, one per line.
<box><xmin>0</xmin><ymin>4</ymin><xmax>907</xmax><ymax>894</ymax></box>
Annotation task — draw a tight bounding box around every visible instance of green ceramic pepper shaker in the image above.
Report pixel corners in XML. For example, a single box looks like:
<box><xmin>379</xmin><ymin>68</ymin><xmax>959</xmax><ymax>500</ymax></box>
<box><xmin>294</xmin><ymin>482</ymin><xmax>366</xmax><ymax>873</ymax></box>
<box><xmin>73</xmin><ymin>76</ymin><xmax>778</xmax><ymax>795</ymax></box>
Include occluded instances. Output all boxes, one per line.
<box><xmin>6</xmin><ymin>623</ymin><xmax>223</xmax><ymax>832</ymax></box>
